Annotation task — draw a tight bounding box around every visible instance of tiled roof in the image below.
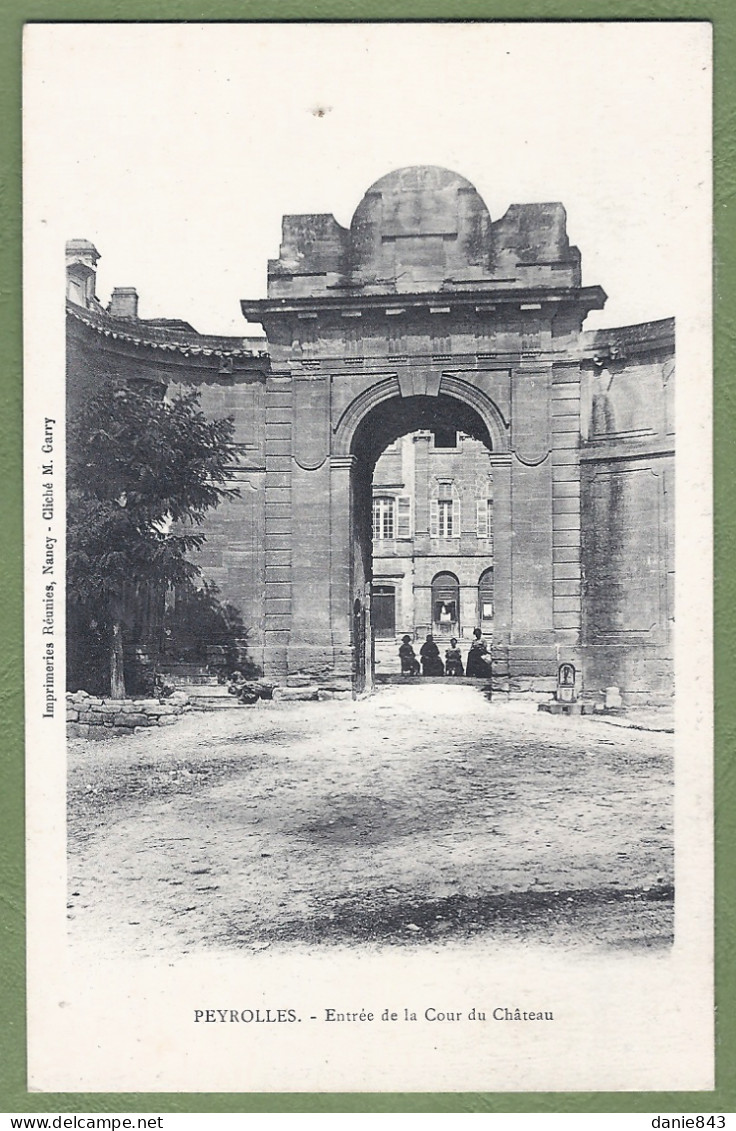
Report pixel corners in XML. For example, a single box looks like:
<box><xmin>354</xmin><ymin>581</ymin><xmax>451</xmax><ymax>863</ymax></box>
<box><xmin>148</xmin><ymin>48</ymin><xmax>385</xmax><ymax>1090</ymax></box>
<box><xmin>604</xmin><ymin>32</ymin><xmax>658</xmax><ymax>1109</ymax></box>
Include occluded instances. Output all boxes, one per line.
<box><xmin>67</xmin><ymin>300</ymin><xmax>268</xmax><ymax>358</ymax></box>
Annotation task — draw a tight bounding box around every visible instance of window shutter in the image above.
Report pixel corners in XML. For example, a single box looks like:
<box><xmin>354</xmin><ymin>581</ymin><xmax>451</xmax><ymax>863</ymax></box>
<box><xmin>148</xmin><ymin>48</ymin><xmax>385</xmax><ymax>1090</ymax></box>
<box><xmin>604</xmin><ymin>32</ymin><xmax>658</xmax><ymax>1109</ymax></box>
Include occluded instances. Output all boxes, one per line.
<box><xmin>476</xmin><ymin>498</ymin><xmax>489</xmax><ymax>538</ymax></box>
<box><xmin>397</xmin><ymin>495</ymin><xmax>412</xmax><ymax>538</ymax></box>
<box><xmin>452</xmin><ymin>496</ymin><xmax>461</xmax><ymax>537</ymax></box>
<box><xmin>430</xmin><ymin>499</ymin><xmax>439</xmax><ymax>538</ymax></box>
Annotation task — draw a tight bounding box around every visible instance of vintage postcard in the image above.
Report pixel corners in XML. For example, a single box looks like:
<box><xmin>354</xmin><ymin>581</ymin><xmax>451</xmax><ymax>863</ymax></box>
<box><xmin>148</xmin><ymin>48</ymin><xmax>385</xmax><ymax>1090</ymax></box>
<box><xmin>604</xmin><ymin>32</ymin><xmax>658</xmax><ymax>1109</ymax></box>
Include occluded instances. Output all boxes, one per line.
<box><xmin>22</xmin><ymin>21</ymin><xmax>713</xmax><ymax>1093</ymax></box>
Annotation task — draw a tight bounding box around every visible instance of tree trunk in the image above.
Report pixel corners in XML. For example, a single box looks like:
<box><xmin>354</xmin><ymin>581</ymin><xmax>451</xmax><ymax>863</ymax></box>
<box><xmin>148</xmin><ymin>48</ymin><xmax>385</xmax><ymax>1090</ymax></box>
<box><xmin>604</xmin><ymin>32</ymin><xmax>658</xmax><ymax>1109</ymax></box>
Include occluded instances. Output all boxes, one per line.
<box><xmin>110</xmin><ymin>618</ymin><xmax>126</xmax><ymax>699</ymax></box>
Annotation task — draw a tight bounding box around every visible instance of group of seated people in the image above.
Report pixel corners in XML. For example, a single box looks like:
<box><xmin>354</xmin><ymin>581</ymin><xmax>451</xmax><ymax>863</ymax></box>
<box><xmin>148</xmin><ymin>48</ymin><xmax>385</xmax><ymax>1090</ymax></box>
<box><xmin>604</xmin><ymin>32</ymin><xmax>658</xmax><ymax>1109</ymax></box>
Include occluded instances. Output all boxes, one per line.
<box><xmin>398</xmin><ymin>629</ymin><xmax>491</xmax><ymax>678</ymax></box>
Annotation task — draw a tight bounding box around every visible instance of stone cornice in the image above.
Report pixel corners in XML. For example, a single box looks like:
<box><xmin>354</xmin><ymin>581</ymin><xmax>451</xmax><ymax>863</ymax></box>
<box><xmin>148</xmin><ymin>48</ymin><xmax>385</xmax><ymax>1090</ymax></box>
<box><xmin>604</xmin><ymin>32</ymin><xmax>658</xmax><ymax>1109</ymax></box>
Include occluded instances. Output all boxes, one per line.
<box><xmin>241</xmin><ymin>284</ymin><xmax>607</xmax><ymax>323</ymax></box>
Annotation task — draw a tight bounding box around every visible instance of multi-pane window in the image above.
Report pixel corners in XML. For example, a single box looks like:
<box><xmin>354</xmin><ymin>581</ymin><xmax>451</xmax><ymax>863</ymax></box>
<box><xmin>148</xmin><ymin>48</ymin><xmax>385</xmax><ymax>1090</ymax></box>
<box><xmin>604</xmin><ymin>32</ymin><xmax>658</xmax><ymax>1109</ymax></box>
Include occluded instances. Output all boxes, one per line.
<box><xmin>437</xmin><ymin>499</ymin><xmax>454</xmax><ymax>537</ymax></box>
<box><xmin>372</xmin><ymin>496</ymin><xmax>396</xmax><ymax>541</ymax></box>
<box><xmin>430</xmin><ymin>483</ymin><xmax>460</xmax><ymax>538</ymax></box>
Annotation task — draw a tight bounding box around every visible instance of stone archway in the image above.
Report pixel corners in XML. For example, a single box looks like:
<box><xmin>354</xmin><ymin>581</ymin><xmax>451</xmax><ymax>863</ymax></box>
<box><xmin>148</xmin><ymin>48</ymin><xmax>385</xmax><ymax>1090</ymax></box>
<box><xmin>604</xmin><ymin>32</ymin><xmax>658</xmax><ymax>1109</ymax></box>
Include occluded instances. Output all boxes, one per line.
<box><xmin>330</xmin><ymin>383</ymin><xmax>508</xmax><ymax>690</ymax></box>
<box><xmin>242</xmin><ymin>165</ymin><xmax>606</xmax><ymax>692</ymax></box>
<box><xmin>332</xmin><ymin>374</ymin><xmax>509</xmax><ymax>459</ymax></box>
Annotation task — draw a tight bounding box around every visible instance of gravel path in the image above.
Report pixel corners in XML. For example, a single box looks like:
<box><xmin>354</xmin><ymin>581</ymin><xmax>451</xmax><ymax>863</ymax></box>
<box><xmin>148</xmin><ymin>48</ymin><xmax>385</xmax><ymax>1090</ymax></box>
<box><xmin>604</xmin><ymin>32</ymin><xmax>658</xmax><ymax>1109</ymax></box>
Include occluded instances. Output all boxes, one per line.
<box><xmin>67</xmin><ymin>684</ymin><xmax>674</xmax><ymax>957</ymax></box>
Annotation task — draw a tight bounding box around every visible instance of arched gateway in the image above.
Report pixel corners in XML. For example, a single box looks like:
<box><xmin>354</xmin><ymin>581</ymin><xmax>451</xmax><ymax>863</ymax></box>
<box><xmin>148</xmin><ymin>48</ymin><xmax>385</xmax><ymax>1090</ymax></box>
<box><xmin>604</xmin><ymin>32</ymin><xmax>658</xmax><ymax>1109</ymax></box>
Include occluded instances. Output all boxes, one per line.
<box><xmin>67</xmin><ymin>166</ymin><xmax>675</xmax><ymax>701</ymax></box>
<box><xmin>241</xmin><ymin>165</ymin><xmax>609</xmax><ymax>691</ymax></box>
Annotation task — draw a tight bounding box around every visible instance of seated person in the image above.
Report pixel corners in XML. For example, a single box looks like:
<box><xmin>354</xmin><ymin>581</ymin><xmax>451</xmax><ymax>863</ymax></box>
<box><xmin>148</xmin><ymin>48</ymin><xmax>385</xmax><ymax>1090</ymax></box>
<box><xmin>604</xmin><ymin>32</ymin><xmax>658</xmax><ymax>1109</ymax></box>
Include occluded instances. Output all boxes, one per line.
<box><xmin>465</xmin><ymin>628</ymin><xmax>491</xmax><ymax>677</ymax></box>
<box><xmin>420</xmin><ymin>635</ymin><xmax>445</xmax><ymax>676</ymax></box>
<box><xmin>398</xmin><ymin>634</ymin><xmax>420</xmax><ymax>676</ymax></box>
<box><xmin>445</xmin><ymin>638</ymin><xmax>464</xmax><ymax>677</ymax></box>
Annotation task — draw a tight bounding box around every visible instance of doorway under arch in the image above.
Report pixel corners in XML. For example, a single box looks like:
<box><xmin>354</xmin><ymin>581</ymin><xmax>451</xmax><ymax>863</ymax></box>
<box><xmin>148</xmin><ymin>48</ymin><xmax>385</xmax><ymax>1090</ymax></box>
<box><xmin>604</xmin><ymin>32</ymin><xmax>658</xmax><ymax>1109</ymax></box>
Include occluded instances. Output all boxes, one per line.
<box><xmin>432</xmin><ymin>571</ymin><xmax>460</xmax><ymax>638</ymax></box>
<box><xmin>372</xmin><ymin>583</ymin><xmax>396</xmax><ymax>638</ymax></box>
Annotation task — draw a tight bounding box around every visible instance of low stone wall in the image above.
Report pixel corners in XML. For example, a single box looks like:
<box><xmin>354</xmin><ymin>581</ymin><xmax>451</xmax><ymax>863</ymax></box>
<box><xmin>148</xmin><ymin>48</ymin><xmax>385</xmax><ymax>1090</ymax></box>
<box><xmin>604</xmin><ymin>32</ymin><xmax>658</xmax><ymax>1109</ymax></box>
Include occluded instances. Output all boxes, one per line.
<box><xmin>67</xmin><ymin>689</ymin><xmax>191</xmax><ymax>739</ymax></box>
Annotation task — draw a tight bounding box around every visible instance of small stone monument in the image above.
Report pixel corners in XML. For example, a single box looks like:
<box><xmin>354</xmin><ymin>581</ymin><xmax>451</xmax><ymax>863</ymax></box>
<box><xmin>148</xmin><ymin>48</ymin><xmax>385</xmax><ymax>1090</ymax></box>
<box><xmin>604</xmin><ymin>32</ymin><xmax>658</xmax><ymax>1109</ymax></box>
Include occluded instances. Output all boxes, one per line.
<box><xmin>556</xmin><ymin>662</ymin><xmax>577</xmax><ymax>704</ymax></box>
<box><xmin>538</xmin><ymin>661</ymin><xmax>588</xmax><ymax>715</ymax></box>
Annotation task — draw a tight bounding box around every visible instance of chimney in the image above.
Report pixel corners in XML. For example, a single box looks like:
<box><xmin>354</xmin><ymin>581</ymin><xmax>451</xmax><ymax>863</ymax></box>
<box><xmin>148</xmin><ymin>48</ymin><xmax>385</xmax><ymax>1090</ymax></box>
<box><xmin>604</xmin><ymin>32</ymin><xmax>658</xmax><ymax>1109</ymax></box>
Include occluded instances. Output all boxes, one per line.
<box><xmin>109</xmin><ymin>286</ymin><xmax>139</xmax><ymax>320</ymax></box>
<box><xmin>65</xmin><ymin>239</ymin><xmax>101</xmax><ymax>308</ymax></box>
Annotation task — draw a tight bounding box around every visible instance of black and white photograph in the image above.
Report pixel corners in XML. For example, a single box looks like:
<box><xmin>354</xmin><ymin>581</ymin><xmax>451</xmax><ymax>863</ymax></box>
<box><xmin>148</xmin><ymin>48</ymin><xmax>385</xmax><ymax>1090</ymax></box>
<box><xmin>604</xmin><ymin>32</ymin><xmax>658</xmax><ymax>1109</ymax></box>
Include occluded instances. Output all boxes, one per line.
<box><xmin>23</xmin><ymin>21</ymin><xmax>713</xmax><ymax>1093</ymax></box>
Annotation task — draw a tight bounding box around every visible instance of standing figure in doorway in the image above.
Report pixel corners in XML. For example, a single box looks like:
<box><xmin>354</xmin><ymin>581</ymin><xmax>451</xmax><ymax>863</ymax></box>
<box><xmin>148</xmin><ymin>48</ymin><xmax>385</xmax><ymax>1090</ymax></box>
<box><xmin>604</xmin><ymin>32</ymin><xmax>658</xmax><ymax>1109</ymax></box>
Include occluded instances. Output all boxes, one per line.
<box><xmin>465</xmin><ymin>628</ymin><xmax>491</xmax><ymax>678</ymax></box>
<box><xmin>420</xmin><ymin>634</ymin><xmax>444</xmax><ymax>677</ymax></box>
<box><xmin>398</xmin><ymin>634</ymin><xmax>420</xmax><ymax>676</ymax></box>
<box><xmin>445</xmin><ymin>638</ymin><xmax>464</xmax><ymax>677</ymax></box>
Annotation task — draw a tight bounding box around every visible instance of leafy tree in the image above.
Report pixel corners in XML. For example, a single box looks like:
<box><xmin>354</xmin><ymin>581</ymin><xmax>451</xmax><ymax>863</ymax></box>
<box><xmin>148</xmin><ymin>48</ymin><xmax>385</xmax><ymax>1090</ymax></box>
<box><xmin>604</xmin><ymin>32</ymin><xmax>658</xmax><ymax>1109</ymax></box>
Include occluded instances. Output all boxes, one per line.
<box><xmin>162</xmin><ymin>579</ymin><xmax>259</xmax><ymax>678</ymax></box>
<box><xmin>67</xmin><ymin>383</ymin><xmax>241</xmax><ymax>698</ymax></box>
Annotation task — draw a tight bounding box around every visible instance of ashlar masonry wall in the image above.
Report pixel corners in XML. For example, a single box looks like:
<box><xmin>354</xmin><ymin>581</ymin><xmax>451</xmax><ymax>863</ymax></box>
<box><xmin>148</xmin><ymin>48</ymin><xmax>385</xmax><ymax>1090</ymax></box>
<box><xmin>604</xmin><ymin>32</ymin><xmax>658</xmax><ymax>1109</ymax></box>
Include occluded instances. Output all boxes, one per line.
<box><xmin>580</xmin><ymin>320</ymin><xmax>675</xmax><ymax>703</ymax></box>
<box><xmin>66</xmin><ymin>169</ymin><xmax>676</xmax><ymax>702</ymax></box>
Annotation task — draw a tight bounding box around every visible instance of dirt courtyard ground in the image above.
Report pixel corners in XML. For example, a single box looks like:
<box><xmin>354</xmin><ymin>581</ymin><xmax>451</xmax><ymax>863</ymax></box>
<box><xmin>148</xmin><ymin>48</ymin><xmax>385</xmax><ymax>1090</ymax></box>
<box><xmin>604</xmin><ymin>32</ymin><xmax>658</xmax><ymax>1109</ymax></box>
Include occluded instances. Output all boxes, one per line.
<box><xmin>67</xmin><ymin>683</ymin><xmax>674</xmax><ymax>957</ymax></box>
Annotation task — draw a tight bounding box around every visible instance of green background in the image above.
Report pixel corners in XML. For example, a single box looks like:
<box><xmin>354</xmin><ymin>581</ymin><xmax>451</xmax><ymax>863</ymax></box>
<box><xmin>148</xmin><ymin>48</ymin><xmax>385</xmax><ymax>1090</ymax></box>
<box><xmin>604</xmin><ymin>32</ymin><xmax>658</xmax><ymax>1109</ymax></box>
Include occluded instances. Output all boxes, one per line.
<box><xmin>2</xmin><ymin>0</ymin><xmax>733</xmax><ymax>1115</ymax></box>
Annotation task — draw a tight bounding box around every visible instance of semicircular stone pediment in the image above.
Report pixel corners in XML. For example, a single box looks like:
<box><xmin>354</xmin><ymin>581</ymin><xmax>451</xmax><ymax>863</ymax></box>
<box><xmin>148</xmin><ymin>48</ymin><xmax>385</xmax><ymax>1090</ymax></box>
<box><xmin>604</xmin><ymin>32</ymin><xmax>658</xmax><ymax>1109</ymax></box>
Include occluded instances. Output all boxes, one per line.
<box><xmin>349</xmin><ymin>165</ymin><xmax>492</xmax><ymax>291</ymax></box>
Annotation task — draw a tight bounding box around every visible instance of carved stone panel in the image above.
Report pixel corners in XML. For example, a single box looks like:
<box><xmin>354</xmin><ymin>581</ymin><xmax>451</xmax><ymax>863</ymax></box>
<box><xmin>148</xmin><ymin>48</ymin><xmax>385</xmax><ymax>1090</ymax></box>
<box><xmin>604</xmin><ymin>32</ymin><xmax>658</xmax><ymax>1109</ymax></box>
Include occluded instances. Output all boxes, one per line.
<box><xmin>511</xmin><ymin>366</ymin><xmax>552</xmax><ymax>466</ymax></box>
<box><xmin>293</xmin><ymin>375</ymin><xmax>330</xmax><ymax>470</ymax></box>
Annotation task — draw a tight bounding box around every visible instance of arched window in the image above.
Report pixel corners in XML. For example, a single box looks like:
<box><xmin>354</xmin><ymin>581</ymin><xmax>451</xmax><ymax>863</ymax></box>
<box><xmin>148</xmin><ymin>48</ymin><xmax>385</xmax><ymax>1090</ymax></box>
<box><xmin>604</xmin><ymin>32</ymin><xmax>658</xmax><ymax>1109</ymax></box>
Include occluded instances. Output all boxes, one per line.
<box><xmin>479</xmin><ymin>567</ymin><xmax>494</xmax><ymax>624</ymax></box>
<box><xmin>432</xmin><ymin>571</ymin><xmax>460</xmax><ymax>636</ymax></box>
